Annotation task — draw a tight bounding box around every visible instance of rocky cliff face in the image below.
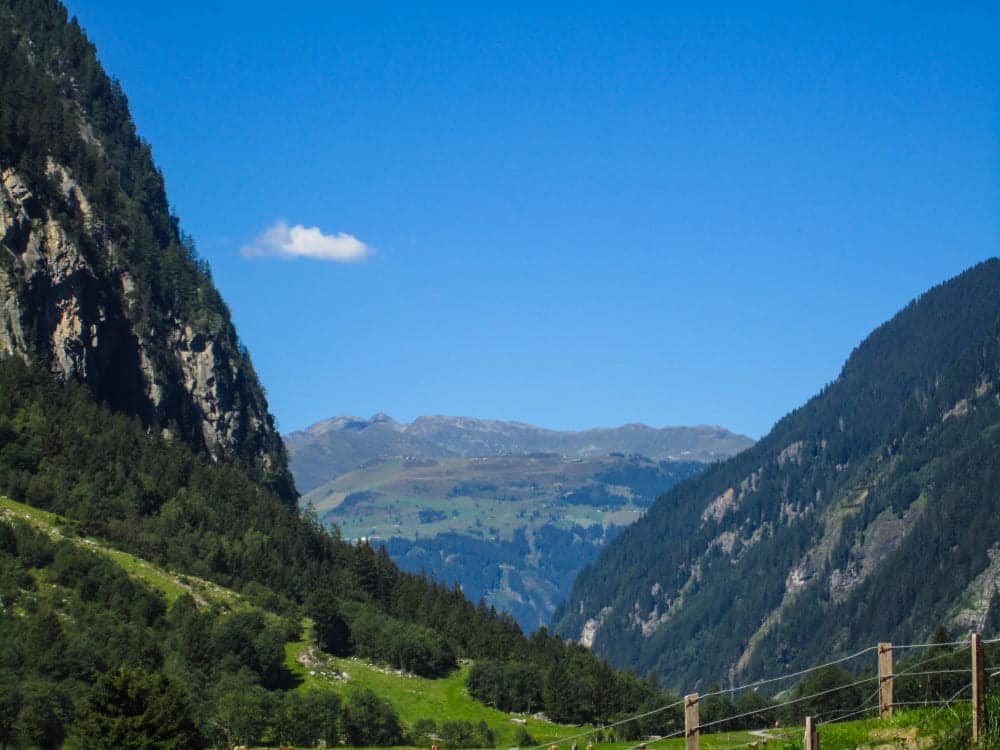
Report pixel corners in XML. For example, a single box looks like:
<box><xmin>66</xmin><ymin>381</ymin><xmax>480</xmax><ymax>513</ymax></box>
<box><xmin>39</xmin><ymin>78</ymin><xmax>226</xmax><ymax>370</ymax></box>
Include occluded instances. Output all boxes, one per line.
<box><xmin>0</xmin><ymin>159</ymin><xmax>293</xmax><ymax>500</ymax></box>
<box><xmin>0</xmin><ymin>1</ymin><xmax>295</xmax><ymax>502</ymax></box>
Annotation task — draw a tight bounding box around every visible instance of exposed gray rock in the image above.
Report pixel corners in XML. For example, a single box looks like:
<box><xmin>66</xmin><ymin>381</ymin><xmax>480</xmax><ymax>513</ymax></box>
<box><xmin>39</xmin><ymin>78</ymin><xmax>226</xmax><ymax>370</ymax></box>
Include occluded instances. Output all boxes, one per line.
<box><xmin>0</xmin><ymin>161</ymin><xmax>292</xmax><ymax>499</ymax></box>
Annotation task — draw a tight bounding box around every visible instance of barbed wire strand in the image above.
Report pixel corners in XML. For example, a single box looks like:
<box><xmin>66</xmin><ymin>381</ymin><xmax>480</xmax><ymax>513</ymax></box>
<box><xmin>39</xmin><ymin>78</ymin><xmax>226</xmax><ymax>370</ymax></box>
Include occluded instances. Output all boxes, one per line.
<box><xmin>701</xmin><ymin>645</ymin><xmax>879</xmax><ymax>700</ymax></box>
<box><xmin>891</xmin><ymin>640</ymin><xmax>970</xmax><ymax>650</ymax></box>
<box><xmin>909</xmin><ymin>682</ymin><xmax>973</xmax><ymax>736</ymax></box>
<box><xmin>894</xmin><ymin>645</ymin><xmax>971</xmax><ymax>675</ymax></box>
<box><xmin>525</xmin><ymin>697</ymin><xmax>686</xmax><ymax>750</ymax></box>
<box><xmin>814</xmin><ymin>681</ymin><xmax>883</xmax><ymax>726</ymax></box>
<box><xmin>527</xmin><ymin>636</ymin><xmax>989</xmax><ymax>750</ymax></box>
<box><xmin>892</xmin><ymin>699</ymin><xmax>970</xmax><ymax>708</ymax></box>
<box><xmin>893</xmin><ymin>668</ymin><xmax>973</xmax><ymax>679</ymax></box>
<box><xmin>699</xmin><ymin>675</ymin><xmax>879</xmax><ymax>733</ymax></box>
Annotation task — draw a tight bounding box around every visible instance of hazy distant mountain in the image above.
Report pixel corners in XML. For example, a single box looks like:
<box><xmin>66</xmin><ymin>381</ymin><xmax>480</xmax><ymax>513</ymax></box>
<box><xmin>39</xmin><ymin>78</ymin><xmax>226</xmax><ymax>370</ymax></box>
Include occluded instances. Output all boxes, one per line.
<box><xmin>286</xmin><ymin>416</ymin><xmax>753</xmax><ymax>629</ymax></box>
<box><xmin>287</xmin><ymin>414</ymin><xmax>754</xmax><ymax>493</ymax></box>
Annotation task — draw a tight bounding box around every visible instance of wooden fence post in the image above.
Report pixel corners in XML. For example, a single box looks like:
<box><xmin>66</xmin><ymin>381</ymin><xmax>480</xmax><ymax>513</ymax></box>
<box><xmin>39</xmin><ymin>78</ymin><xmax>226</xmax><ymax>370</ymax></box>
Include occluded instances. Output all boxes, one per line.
<box><xmin>804</xmin><ymin>716</ymin><xmax>819</xmax><ymax>750</ymax></box>
<box><xmin>685</xmin><ymin>693</ymin><xmax>699</xmax><ymax>750</ymax></box>
<box><xmin>972</xmin><ymin>633</ymin><xmax>985</xmax><ymax>745</ymax></box>
<box><xmin>878</xmin><ymin>642</ymin><xmax>894</xmax><ymax>718</ymax></box>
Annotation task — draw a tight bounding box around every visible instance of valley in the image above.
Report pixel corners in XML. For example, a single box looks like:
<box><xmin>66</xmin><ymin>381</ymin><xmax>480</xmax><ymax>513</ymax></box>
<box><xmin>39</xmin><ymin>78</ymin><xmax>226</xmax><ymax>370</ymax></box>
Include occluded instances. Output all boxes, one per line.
<box><xmin>1</xmin><ymin>0</ymin><xmax>997</xmax><ymax>746</ymax></box>
<box><xmin>289</xmin><ymin>416</ymin><xmax>751</xmax><ymax>629</ymax></box>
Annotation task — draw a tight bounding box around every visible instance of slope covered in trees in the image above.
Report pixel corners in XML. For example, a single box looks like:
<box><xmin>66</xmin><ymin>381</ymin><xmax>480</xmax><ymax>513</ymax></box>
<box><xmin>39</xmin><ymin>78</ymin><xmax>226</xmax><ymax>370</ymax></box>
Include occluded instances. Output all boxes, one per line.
<box><xmin>0</xmin><ymin>356</ymin><xmax>692</xmax><ymax>745</ymax></box>
<box><xmin>0</xmin><ymin>1</ymin><xmax>698</xmax><ymax>743</ymax></box>
<box><xmin>0</xmin><ymin>0</ymin><xmax>295</xmax><ymax>501</ymax></box>
<box><xmin>554</xmin><ymin>259</ymin><xmax>1000</xmax><ymax>690</ymax></box>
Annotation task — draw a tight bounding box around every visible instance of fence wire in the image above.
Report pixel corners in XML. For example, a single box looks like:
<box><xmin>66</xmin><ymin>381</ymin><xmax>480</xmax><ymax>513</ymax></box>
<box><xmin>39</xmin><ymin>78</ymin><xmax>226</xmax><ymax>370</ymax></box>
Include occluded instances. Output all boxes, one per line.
<box><xmin>894</xmin><ymin>643</ymin><xmax>971</xmax><ymax>675</ymax></box>
<box><xmin>893</xmin><ymin>668</ymin><xmax>972</xmax><ymax>679</ymax></box>
<box><xmin>701</xmin><ymin>645</ymin><xmax>878</xmax><ymax>700</ymax></box>
<box><xmin>891</xmin><ymin>639</ymin><xmax>970</xmax><ymax>650</ymax></box>
<box><xmin>524</xmin><ymin>635</ymin><xmax>991</xmax><ymax>750</ymax></box>
<box><xmin>524</xmin><ymin>696</ymin><xmax>686</xmax><ymax>750</ymax></box>
<box><xmin>814</xmin><ymin>681</ymin><xmax>883</xmax><ymax>726</ymax></box>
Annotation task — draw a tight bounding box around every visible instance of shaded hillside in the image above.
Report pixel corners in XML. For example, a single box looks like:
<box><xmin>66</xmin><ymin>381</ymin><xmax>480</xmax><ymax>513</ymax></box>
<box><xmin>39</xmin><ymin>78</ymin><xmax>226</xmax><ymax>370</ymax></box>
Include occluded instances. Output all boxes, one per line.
<box><xmin>0</xmin><ymin>356</ymin><xmax>695</xmax><ymax>745</ymax></box>
<box><xmin>288</xmin><ymin>413</ymin><xmax>752</xmax><ymax>493</ymax></box>
<box><xmin>0</xmin><ymin>0</ymin><xmax>293</xmax><ymax>500</ymax></box>
<box><xmin>554</xmin><ymin>259</ymin><xmax>1000</xmax><ymax>690</ymax></box>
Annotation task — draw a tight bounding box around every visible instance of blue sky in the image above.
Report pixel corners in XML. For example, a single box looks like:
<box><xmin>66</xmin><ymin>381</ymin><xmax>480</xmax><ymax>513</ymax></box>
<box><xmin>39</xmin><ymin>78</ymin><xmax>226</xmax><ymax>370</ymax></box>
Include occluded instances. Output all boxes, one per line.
<box><xmin>63</xmin><ymin>1</ymin><xmax>998</xmax><ymax>438</ymax></box>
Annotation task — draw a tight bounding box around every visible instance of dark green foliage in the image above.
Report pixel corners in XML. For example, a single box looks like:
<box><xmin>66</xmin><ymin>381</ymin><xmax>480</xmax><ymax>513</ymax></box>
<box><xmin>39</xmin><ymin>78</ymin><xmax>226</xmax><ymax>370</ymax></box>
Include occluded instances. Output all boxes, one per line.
<box><xmin>350</xmin><ymin>606</ymin><xmax>456</xmax><ymax>677</ymax></box>
<box><xmin>699</xmin><ymin>686</ymin><xmax>737</xmax><ymax>732</ymax></box>
<box><xmin>555</xmin><ymin>259</ymin><xmax>1000</xmax><ymax>689</ymax></box>
<box><xmin>542</xmin><ymin>645</ymin><xmax>618</xmax><ymax>724</ymax></box>
<box><xmin>70</xmin><ymin>666</ymin><xmax>202</xmax><ymax>749</ymax></box>
<box><xmin>513</xmin><ymin>724</ymin><xmax>536</xmax><ymax>746</ymax></box>
<box><xmin>275</xmin><ymin>689</ymin><xmax>341</xmax><ymax>747</ymax></box>
<box><xmin>0</xmin><ymin>0</ymin><xmax>295</xmax><ymax>501</ymax></box>
<box><xmin>309</xmin><ymin>588</ymin><xmax>352</xmax><ymax>656</ymax></box>
<box><xmin>438</xmin><ymin>719</ymin><xmax>497</xmax><ymax>748</ymax></box>
<box><xmin>210</xmin><ymin>610</ymin><xmax>287</xmax><ymax>688</ymax></box>
<box><xmin>785</xmin><ymin>666</ymin><xmax>866</xmax><ymax>724</ymax></box>
<box><xmin>12</xmin><ymin>680</ymin><xmax>71</xmax><ymax>750</ymax></box>
<box><xmin>342</xmin><ymin>687</ymin><xmax>403</xmax><ymax>747</ymax></box>
<box><xmin>206</xmin><ymin>671</ymin><xmax>272</xmax><ymax>749</ymax></box>
<box><xmin>467</xmin><ymin>660</ymin><xmax>544</xmax><ymax>712</ymax></box>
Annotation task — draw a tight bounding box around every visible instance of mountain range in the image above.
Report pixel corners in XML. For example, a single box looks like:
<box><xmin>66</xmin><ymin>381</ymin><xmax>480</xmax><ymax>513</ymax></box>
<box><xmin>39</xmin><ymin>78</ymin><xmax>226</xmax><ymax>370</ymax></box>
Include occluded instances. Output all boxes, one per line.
<box><xmin>287</xmin><ymin>413</ymin><xmax>753</xmax><ymax>493</ymax></box>
<box><xmin>287</xmin><ymin>415</ymin><xmax>753</xmax><ymax>629</ymax></box>
<box><xmin>4</xmin><ymin>0</ymin><xmax>1000</xmax><ymax>745</ymax></box>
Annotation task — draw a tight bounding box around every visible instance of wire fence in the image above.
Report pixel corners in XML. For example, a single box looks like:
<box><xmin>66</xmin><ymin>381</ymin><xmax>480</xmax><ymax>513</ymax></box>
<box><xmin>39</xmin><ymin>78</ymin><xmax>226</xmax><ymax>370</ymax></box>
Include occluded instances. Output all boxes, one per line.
<box><xmin>526</xmin><ymin>634</ymin><xmax>997</xmax><ymax>750</ymax></box>
<box><xmin>701</xmin><ymin>645</ymin><xmax>878</xmax><ymax>700</ymax></box>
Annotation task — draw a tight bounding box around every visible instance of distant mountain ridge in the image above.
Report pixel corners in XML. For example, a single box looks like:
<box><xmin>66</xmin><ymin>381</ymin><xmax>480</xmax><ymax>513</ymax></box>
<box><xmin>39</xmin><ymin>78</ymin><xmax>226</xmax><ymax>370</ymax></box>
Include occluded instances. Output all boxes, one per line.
<box><xmin>288</xmin><ymin>414</ymin><xmax>753</xmax><ymax>493</ymax></box>
<box><xmin>286</xmin><ymin>414</ymin><xmax>752</xmax><ymax>630</ymax></box>
<box><xmin>553</xmin><ymin>258</ymin><xmax>1000</xmax><ymax>689</ymax></box>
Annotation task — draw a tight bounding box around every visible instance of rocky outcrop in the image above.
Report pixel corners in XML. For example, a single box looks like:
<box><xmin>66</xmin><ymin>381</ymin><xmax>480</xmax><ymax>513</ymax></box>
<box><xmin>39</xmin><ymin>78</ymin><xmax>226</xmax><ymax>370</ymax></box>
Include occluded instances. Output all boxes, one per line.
<box><xmin>0</xmin><ymin>161</ymin><xmax>294</xmax><ymax>501</ymax></box>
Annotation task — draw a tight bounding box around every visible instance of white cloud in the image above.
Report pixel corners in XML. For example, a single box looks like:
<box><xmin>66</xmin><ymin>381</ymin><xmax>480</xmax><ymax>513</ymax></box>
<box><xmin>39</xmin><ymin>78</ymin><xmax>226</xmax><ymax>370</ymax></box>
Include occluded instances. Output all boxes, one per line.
<box><xmin>241</xmin><ymin>221</ymin><xmax>372</xmax><ymax>262</ymax></box>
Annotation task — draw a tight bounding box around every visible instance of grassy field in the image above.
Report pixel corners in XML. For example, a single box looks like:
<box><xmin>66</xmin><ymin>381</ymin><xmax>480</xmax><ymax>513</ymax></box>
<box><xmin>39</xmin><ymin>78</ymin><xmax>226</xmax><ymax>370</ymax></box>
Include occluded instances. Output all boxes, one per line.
<box><xmin>281</xmin><ymin>635</ymin><xmax>980</xmax><ymax>750</ymax></box>
<box><xmin>283</xmin><ymin>636</ymin><xmax>582</xmax><ymax>747</ymax></box>
<box><xmin>299</xmin><ymin>454</ymin><xmax>701</xmax><ymax>631</ymax></box>
<box><xmin>302</xmin><ymin>455</ymin><xmax>651</xmax><ymax>542</ymax></box>
<box><xmin>282</xmin><ymin>634</ymin><xmax>977</xmax><ymax>750</ymax></box>
<box><xmin>0</xmin><ymin>495</ymin><xmax>241</xmax><ymax>608</ymax></box>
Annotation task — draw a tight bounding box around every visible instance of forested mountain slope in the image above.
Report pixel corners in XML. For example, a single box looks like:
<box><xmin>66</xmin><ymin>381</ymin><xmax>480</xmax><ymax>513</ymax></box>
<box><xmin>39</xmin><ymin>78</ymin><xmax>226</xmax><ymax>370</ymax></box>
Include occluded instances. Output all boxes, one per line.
<box><xmin>0</xmin><ymin>2</ymin><xmax>692</xmax><ymax>744</ymax></box>
<box><xmin>554</xmin><ymin>259</ymin><xmax>1000</xmax><ymax>690</ymax></box>
<box><xmin>0</xmin><ymin>0</ymin><xmax>294</xmax><ymax>500</ymax></box>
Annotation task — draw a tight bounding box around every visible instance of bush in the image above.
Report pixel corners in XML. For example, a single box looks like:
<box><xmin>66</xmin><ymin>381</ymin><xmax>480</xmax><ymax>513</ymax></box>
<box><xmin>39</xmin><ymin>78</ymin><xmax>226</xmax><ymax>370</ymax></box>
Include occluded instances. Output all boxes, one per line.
<box><xmin>438</xmin><ymin>719</ymin><xmax>496</xmax><ymax>748</ymax></box>
<box><xmin>343</xmin><ymin>688</ymin><xmax>403</xmax><ymax>747</ymax></box>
